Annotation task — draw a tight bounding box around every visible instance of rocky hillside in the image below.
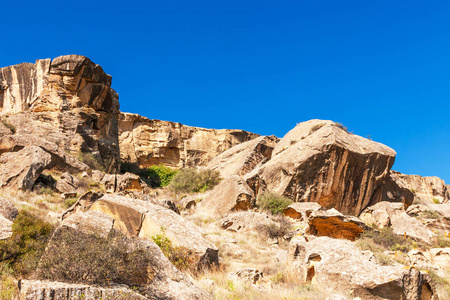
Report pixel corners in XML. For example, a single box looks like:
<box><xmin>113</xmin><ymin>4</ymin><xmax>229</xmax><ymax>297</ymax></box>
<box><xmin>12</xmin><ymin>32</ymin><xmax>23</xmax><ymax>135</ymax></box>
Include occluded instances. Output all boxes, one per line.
<box><xmin>0</xmin><ymin>56</ymin><xmax>449</xmax><ymax>300</ymax></box>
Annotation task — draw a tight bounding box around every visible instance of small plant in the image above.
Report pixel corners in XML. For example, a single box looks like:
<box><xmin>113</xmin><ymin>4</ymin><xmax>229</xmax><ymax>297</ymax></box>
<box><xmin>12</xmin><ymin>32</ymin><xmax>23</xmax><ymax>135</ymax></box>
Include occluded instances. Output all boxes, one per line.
<box><xmin>422</xmin><ymin>210</ymin><xmax>441</xmax><ymax>219</ymax></box>
<box><xmin>141</xmin><ymin>165</ymin><xmax>178</xmax><ymax>188</ymax></box>
<box><xmin>334</xmin><ymin>122</ymin><xmax>348</xmax><ymax>132</ymax></box>
<box><xmin>169</xmin><ymin>168</ymin><xmax>221</xmax><ymax>193</ymax></box>
<box><xmin>36</xmin><ymin>187</ymin><xmax>54</xmax><ymax>195</ymax></box>
<box><xmin>432</xmin><ymin>198</ymin><xmax>440</xmax><ymax>204</ymax></box>
<box><xmin>77</xmin><ymin>152</ymin><xmax>106</xmax><ymax>172</ymax></box>
<box><xmin>256</xmin><ymin>192</ymin><xmax>292</xmax><ymax>215</ymax></box>
<box><xmin>255</xmin><ymin>215</ymin><xmax>291</xmax><ymax>239</ymax></box>
<box><xmin>0</xmin><ymin>210</ymin><xmax>55</xmax><ymax>278</ymax></box>
<box><xmin>64</xmin><ymin>197</ymin><xmax>78</xmax><ymax>208</ymax></box>
<box><xmin>0</xmin><ymin>118</ymin><xmax>16</xmax><ymax>134</ymax></box>
<box><xmin>151</xmin><ymin>228</ymin><xmax>198</xmax><ymax>273</ymax></box>
<box><xmin>433</xmin><ymin>234</ymin><xmax>450</xmax><ymax>248</ymax></box>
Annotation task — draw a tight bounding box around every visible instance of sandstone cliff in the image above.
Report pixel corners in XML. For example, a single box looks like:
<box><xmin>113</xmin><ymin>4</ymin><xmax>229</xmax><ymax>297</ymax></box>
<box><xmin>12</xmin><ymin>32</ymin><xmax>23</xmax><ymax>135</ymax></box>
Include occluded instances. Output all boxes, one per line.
<box><xmin>118</xmin><ymin>112</ymin><xmax>260</xmax><ymax>168</ymax></box>
<box><xmin>0</xmin><ymin>55</ymin><xmax>120</xmax><ymax>172</ymax></box>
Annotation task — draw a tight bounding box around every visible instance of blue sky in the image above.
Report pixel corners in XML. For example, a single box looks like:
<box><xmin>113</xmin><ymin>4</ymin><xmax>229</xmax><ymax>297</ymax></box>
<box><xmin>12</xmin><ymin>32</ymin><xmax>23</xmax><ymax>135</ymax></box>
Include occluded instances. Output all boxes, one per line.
<box><xmin>2</xmin><ymin>1</ymin><xmax>449</xmax><ymax>182</ymax></box>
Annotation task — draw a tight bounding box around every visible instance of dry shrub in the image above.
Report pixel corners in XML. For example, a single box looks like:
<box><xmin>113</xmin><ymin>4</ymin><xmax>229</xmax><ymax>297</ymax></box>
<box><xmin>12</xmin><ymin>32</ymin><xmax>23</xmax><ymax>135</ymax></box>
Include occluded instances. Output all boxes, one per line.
<box><xmin>169</xmin><ymin>168</ymin><xmax>221</xmax><ymax>194</ymax></box>
<box><xmin>255</xmin><ymin>215</ymin><xmax>291</xmax><ymax>239</ymax></box>
<box><xmin>38</xmin><ymin>228</ymin><xmax>153</xmax><ymax>287</ymax></box>
<box><xmin>256</xmin><ymin>192</ymin><xmax>292</xmax><ymax>215</ymax></box>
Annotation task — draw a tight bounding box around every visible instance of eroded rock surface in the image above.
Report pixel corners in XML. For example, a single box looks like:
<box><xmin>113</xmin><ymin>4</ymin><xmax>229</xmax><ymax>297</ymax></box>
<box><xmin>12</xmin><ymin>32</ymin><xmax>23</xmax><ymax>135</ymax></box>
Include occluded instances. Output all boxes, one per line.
<box><xmin>118</xmin><ymin>112</ymin><xmax>259</xmax><ymax>168</ymax></box>
<box><xmin>246</xmin><ymin>120</ymin><xmax>397</xmax><ymax>216</ymax></box>
<box><xmin>0</xmin><ymin>55</ymin><xmax>120</xmax><ymax>172</ymax></box>
<box><xmin>394</xmin><ymin>171</ymin><xmax>450</xmax><ymax>203</ymax></box>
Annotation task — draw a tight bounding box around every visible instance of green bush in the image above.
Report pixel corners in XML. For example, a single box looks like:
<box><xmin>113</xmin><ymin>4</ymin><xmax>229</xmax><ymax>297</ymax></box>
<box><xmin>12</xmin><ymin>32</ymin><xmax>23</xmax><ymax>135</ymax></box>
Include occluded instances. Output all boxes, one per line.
<box><xmin>0</xmin><ymin>210</ymin><xmax>54</xmax><ymax>278</ymax></box>
<box><xmin>77</xmin><ymin>152</ymin><xmax>106</xmax><ymax>172</ymax></box>
<box><xmin>141</xmin><ymin>165</ymin><xmax>178</xmax><ymax>188</ymax></box>
<box><xmin>152</xmin><ymin>228</ymin><xmax>197</xmax><ymax>273</ymax></box>
<box><xmin>256</xmin><ymin>192</ymin><xmax>292</xmax><ymax>215</ymax></box>
<box><xmin>357</xmin><ymin>227</ymin><xmax>426</xmax><ymax>253</ymax></box>
<box><xmin>38</xmin><ymin>228</ymin><xmax>152</xmax><ymax>286</ymax></box>
<box><xmin>169</xmin><ymin>168</ymin><xmax>221</xmax><ymax>193</ymax></box>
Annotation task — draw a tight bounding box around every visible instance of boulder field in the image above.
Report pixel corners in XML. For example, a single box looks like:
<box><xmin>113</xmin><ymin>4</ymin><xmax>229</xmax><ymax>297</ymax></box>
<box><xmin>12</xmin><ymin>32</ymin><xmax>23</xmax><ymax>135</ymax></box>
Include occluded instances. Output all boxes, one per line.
<box><xmin>0</xmin><ymin>56</ymin><xmax>448</xmax><ymax>300</ymax></box>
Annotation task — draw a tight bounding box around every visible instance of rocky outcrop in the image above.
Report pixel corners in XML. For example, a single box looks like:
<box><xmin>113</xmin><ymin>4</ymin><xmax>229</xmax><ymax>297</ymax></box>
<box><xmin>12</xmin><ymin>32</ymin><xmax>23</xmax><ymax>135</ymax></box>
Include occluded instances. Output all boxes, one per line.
<box><xmin>220</xmin><ymin>211</ymin><xmax>278</xmax><ymax>232</ymax></box>
<box><xmin>393</xmin><ymin>171</ymin><xmax>450</xmax><ymax>204</ymax></box>
<box><xmin>370</xmin><ymin>170</ymin><xmax>415</xmax><ymax>207</ymax></box>
<box><xmin>283</xmin><ymin>202</ymin><xmax>322</xmax><ymax>220</ymax></box>
<box><xmin>0</xmin><ymin>214</ymin><xmax>13</xmax><ymax>240</ymax></box>
<box><xmin>54</xmin><ymin>172</ymin><xmax>79</xmax><ymax>194</ymax></box>
<box><xmin>288</xmin><ymin>235</ymin><xmax>439</xmax><ymax>299</ymax></box>
<box><xmin>229</xmin><ymin>268</ymin><xmax>264</xmax><ymax>284</ymax></box>
<box><xmin>199</xmin><ymin>175</ymin><xmax>255</xmax><ymax>217</ymax></box>
<box><xmin>89</xmin><ymin>194</ymin><xmax>218</xmax><ymax>268</ymax></box>
<box><xmin>245</xmin><ymin>120</ymin><xmax>397</xmax><ymax>216</ymax></box>
<box><xmin>0</xmin><ymin>55</ymin><xmax>120</xmax><ymax>172</ymax></box>
<box><xmin>206</xmin><ymin>135</ymin><xmax>278</xmax><ymax>178</ymax></box>
<box><xmin>0</xmin><ymin>146</ymin><xmax>52</xmax><ymax>190</ymax></box>
<box><xmin>360</xmin><ymin>201</ymin><xmax>436</xmax><ymax>244</ymax></box>
<box><xmin>118</xmin><ymin>112</ymin><xmax>259</xmax><ymax>168</ymax></box>
<box><xmin>19</xmin><ymin>280</ymin><xmax>148</xmax><ymax>300</ymax></box>
<box><xmin>100</xmin><ymin>172</ymin><xmax>148</xmax><ymax>193</ymax></box>
<box><xmin>306</xmin><ymin>209</ymin><xmax>370</xmax><ymax>241</ymax></box>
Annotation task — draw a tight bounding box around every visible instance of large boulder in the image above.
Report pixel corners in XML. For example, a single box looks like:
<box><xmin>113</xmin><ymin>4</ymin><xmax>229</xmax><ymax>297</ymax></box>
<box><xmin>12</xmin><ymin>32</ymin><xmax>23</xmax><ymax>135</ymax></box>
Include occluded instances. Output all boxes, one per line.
<box><xmin>54</xmin><ymin>172</ymin><xmax>79</xmax><ymax>194</ymax></box>
<box><xmin>89</xmin><ymin>194</ymin><xmax>218</xmax><ymax>268</ymax></box>
<box><xmin>288</xmin><ymin>235</ymin><xmax>439</xmax><ymax>299</ymax></box>
<box><xmin>0</xmin><ymin>55</ymin><xmax>120</xmax><ymax>172</ymax></box>
<box><xmin>199</xmin><ymin>175</ymin><xmax>255</xmax><ymax>217</ymax></box>
<box><xmin>394</xmin><ymin>172</ymin><xmax>450</xmax><ymax>204</ymax></box>
<box><xmin>118</xmin><ymin>112</ymin><xmax>259</xmax><ymax>168</ymax></box>
<box><xmin>19</xmin><ymin>280</ymin><xmax>148</xmax><ymax>300</ymax></box>
<box><xmin>206</xmin><ymin>135</ymin><xmax>278</xmax><ymax>178</ymax></box>
<box><xmin>246</xmin><ymin>120</ymin><xmax>397</xmax><ymax>216</ymax></box>
<box><xmin>0</xmin><ymin>146</ymin><xmax>52</xmax><ymax>190</ymax></box>
<box><xmin>283</xmin><ymin>202</ymin><xmax>322</xmax><ymax>220</ymax></box>
<box><xmin>370</xmin><ymin>170</ymin><xmax>415</xmax><ymax>207</ymax></box>
<box><xmin>360</xmin><ymin>201</ymin><xmax>436</xmax><ymax>245</ymax></box>
<box><xmin>306</xmin><ymin>209</ymin><xmax>370</xmax><ymax>241</ymax></box>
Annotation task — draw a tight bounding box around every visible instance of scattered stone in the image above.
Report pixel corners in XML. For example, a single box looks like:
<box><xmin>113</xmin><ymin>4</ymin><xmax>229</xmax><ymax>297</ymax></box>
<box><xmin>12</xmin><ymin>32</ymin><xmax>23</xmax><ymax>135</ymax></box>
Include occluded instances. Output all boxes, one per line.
<box><xmin>0</xmin><ymin>214</ymin><xmax>13</xmax><ymax>240</ymax></box>
<box><xmin>0</xmin><ymin>198</ymin><xmax>18</xmax><ymax>220</ymax></box>
<box><xmin>55</xmin><ymin>172</ymin><xmax>79</xmax><ymax>194</ymax></box>
<box><xmin>220</xmin><ymin>211</ymin><xmax>276</xmax><ymax>232</ymax></box>
<box><xmin>230</xmin><ymin>268</ymin><xmax>264</xmax><ymax>284</ymax></box>
<box><xmin>283</xmin><ymin>202</ymin><xmax>322</xmax><ymax>220</ymax></box>
<box><xmin>162</xmin><ymin>199</ymin><xmax>180</xmax><ymax>215</ymax></box>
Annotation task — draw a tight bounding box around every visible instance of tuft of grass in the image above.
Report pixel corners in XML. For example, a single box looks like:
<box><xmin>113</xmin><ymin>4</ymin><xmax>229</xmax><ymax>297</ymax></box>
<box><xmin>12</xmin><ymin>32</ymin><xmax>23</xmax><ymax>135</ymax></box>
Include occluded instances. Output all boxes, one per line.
<box><xmin>77</xmin><ymin>152</ymin><xmax>106</xmax><ymax>172</ymax></box>
<box><xmin>63</xmin><ymin>197</ymin><xmax>78</xmax><ymax>208</ymax></box>
<box><xmin>0</xmin><ymin>118</ymin><xmax>16</xmax><ymax>134</ymax></box>
<box><xmin>0</xmin><ymin>210</ymin><xmax>55</xmax><ymax>278</ymax></box>
<box><xmin>256</xmin><ymin>192</ymin><xmax>292</xmax><ymax>215</ymax></box>
<box><xmin>432</xmin><ymin>198</ymin><xmax>440</xmax><ymax>204</ymax></box>
<box><xmin>169</xmin><ymin>168</ymin><xmax>221</xmax><ymax>194</ymax></box>
<box><xmin>433</xmin><ymin>234</ymin><xmax>450</xmax><ymax>248</ymax></box>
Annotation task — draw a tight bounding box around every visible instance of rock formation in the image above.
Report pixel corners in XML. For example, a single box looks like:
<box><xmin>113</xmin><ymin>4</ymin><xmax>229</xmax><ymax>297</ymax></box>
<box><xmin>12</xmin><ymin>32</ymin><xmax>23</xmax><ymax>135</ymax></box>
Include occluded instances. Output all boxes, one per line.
<box><xmin>0</xmin><ymin>55</ymin><xmax>120</xmax><ymax>173</ymax></box>
<box><xmin>118</xmin><ymin>112</ymin><xmax>259</xmax><ymax>169</ymax></box>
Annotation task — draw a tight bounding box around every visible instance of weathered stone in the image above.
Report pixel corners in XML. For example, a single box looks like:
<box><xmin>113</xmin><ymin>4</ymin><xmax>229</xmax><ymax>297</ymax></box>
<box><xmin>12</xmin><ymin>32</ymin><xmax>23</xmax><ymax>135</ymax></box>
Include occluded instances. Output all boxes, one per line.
<box><xmin>162</xmin><ymin>199</ymin><xmax>180</xmax><ymax>214</ymax></box>
<box><xmin>306</xmin><ymin>209</ymin><xmax>370</xmax><ymax>241</ymax></box>
<box><xmin>394</xmin><ymin>171</ymin><xmax>450</xmax><ymax>203</ymax></box>
<box><xmin>360</xmin><ymin>202</ymin><xmax>436</xmax><ymax>245</ymax></box>
<box><xmin>180</xmin><ymin>196</ymin><xmax>197</xmax><ymax>210</ymax></box>
<box><xmin>371</xmin><ymin>170</ymin><xmax>415</xmax><ymax>207</ymax></box>
<box><xmin>206</xmin><ymin>135</ymin><xmax>278</xmax><ymax>178</ymax></box>
<box><xmin>199</xmin><ymin>175</ymin><xmax>255</xmax><ymax>217</ymax></box>
<box><xmin>283</xmin><ymin>202</ymin><xmax>322</xmax><ymax>220</ymax></box>
<box><xmin>118</xmin><ymin>112</ymin><xmax>259</xmax><ymax>168</ymax></box>
<box><xmin>90</xmin><ymin>194</ymin><xmax>218</xmax><ymax>268</ymax></box>
<box><xmin>246</xmin><ymin>120</ymin><xmax>397</xmax><ymax>216</ymax></box>
<box><xmin>429</xmin><ymin>248</ymin><xmax>450</xmax><ymax>270</ymax></box>
<box><xmin>0</xmin><ymin>198</ymin><xmax>18</xmax><ymax>220</ymax></box>
<box><xmin>220</xmin><ymin>211</ymin><xmax>277</xmax><ymax>233</ymax></box>
<box><xmin>54</xmin><ymin>172</ymin><xmax>79</xmax><ymax>194</ymax></box>
<box><xmin>19</xmin><ymin>280</ymin><xmax>147</xmax><ymax>300</ymax></box>
<box><xmin>60</xmin><ymin>191</ymin><xmax>104</xmax><ymax>220</ymax></box>
<box><xmin>60</xmin><ymin>211</ymin><xmax>114</xmax><ymax>238</ymax></box>
<box><xmin>100</xmin><ymin>174</ymin><xmax>116</xmax><ymax>193</ymax></box>
<box><xmin>0</xmin><ymin>146</ymin><xmax>52</xmax><ymax>190</ymax></box>
<box><xmin>0</xmin><ymin>214</ymin><xmax>13</xmax><ymax>240</ymax></box>
<box><xmin>0</xmin><ymin>55</ymin><xmax>120</xmax><ymax>172</ymax></box>
<box><xmin>230</xmin><ymin>268</ymin><xmax>264</xmax><ymax>284</ymax></box>
<box><xmin>288</xmin><ymin>235</ymin><xmax>439</xmax><ymax>299</ymax></box>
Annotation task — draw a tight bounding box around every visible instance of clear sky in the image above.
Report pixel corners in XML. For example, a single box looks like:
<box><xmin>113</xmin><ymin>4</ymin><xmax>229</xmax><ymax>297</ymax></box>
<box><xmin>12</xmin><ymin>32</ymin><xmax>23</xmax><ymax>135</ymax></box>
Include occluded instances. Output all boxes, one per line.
<box><xmin>2</xmin><ymin>1</ymin><xmax>449</xmax><ymax>182</ymax></box>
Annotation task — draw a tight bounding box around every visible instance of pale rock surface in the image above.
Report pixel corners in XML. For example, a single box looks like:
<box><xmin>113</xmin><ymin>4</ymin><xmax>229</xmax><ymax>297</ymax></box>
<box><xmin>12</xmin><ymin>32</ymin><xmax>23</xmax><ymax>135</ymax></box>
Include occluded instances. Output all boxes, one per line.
<box><xmin>306</xmin><ymin>208</ymin><xmax>370</xmax><ymax>241</ymax></box>
<box><xmin>118</xmin><ymin>112</ymin><xmax>259</xmax><ymax>168</ymax></box>
<box><xmin>0</xmin><ymin>55</ymin><xmax>120</xmax><ymax>172</ymax></box>
<box><xmin>19</xmin><ymin>280</ymin><xmax>147</xmax><ymax>300</ymax></box>
<box><xmin>89</xmin><ymin>194</ymin><xmax>218</xmax><ymax>267</ymax></box>
<box><xmin>199</xmin><ymin>175</ymin><xmax>255</xmax><ymax>217</ymax></box>
<box><xmin>246</xmin><ymin>120</ymin><xmax>397</xmax><ymax>216</ymax></box>
<box><xmin>0</xmin><ymin>198</ymin><xmax>18</xmax><ymax>220</ymax></box>
<box><xmin>229</xmin><ymin>268</ymin><xmax>264</xmax><ymax>284</ymax></box>
<box><xmin>206</xmin><ymin>135</ymin><xmax>278</xmax><ymax>178</ymax></box>
<box><xmin>0</xmin><ymin>146</ymin><xmax>52</xmax><ymax>190</ymax></box>
<box><xmin>360</xmin><ymin>201</ymin><xmax>436</xmax><ymax>245</ymax></box>
<box><xmin>100</xmin><ymin>173</ymin><xmax>148</xmax><ymax>193</ymax></box>
<box><xmin>0</xmin><ymin>214</ymin><xmax>13</xmax><ymax>240</ymax></box>
<box><xmin>429</xmin><ymin>248</ymin><xmax>450</xmax><ymax>270</ymax></box>
<box><xmin>220</xmin><ymin>211</ymin><xmax>277</xmax><ymax>232</ymax></box>
<box><xmin>394</xmin><ymin>171</ymin><xmax>450</xmax><ymax>203</ymax></box>
<box><xmin>54</xmin><ymin>172</ymin><xmax>79</xmax><ymax>194</ymax></box>
<box><xmin>60</xmin><ymin>211</ymin><xmax>114</xmax><ymax>238</ymax></box>
<box><xmin>288</xmin><ymin>235</ymin><xmax>439</xmax><ymax>299</ymax></box>
<box><xmin>60</xmin><ymin>191</ymin><xmax>104</xmax><ymax>220</ymax></box>
<box><xmin>283</xmin><ymin>202</ymin><xmax>322</xmax><ymax>220</ymax></box>
<box><xmin>370</xmin><ymin>170</ymin><xmax>414</xmax><ymax>207</ymax></box>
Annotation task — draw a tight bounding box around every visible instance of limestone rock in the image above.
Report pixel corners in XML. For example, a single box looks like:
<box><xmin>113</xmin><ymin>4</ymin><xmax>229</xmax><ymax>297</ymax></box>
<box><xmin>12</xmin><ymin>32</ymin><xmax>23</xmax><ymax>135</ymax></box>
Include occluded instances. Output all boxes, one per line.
<box><xmin>0</xmin><ymin>214</ymin><xmax>13</xmax><ymax>240</ymax></box>
<box><xmin>0</xmin><ymin>146</ymin><xmax>52</xmax><ymax>190</ymax></box>
<box><xmin>429</xmin><ymin>248</ymin><xmax>450</xmax><ymax>270</ymax></box>
<box><xmin>360</xmin><ymin>201</ymin><xmax>436</xmax><ymax>245</ymax></box>
<box><xmin>61</xmin><ymin>211</ymin><xmax>114</xmax><ymax>238</ymax></box>
<box><xmin>220</xmin><ymin>211</ymin><xmax>277</xmax><ymax>232</ymax></box>
<box><xmin>394</xmin><ymin>171</ymin><xmax>450</xmax><ymax>203</ymax></box>
<box><xmin>230</xmin><ymin>268</ymin><xmax>264</xmax><ymax>284</ymax></box>
<box><xmin>283</xmin><ymin>202</ymin><xmax>322</xmax><ymax>220</ymax></box>
<box><xmin>199</xmin><ymin>175</ymin><xmax>255</xmax><ymax>217</ymax></box>
<box><xmin>306</xmin><ymin>209</ymin><xmax>370</xmax><ymax>241</ymax></box>
<box><xmin>118</xmin><ymin>112</ymin><xmax>259</xmax><ymax>168</ymax></box>
<box><xmin>288</xmin><ymin>235</ymin><xmax>439</xmax><ymax>299</ymax></box>
<box><xmin>60</xmin><ymin>191</ymin><xmax>104</xmax><ymax>220</ymax></box>
<box><xmin>54</xmin><ymin>172</ymin><xmax>79</xmax><ymax>194</ymax></box>
<box><xmin>90</xmin><ymin>194</ymin><xmax>218</xmax><ymax>268</ymax></box>
<box><xmin>19</xmin><ymin>280</ymin><xmax>147</xmax><ymax>300</ymax></box>
<box><xmin>180</xmin><ymin>196</ymin><xmax>197</xmax><ymax>210</ymax></box>
<box><xmin>0</xmin><ymin>198</ymin><xmax>18</xmax><ymax>220</ymax></box>
<box><xmin>246</xmin><ymin>120</ymin><xmax>397</xmax><ymax>216</ymax></box>
<box><xmin>116</xmin><ymin>172</ymin><xmax>147</xmax><ymax>192</ymax></box>
<box><xmin>371</xmin><ymin>170</ymin><xmax>414</xmax><ymax>207</ymax></box>
<box><xmin>206</xmin><ymin>135</ymin><xmax>278</xmax><ymax>178</ymax></box>
<box><xmin>0</xmin><ymin>55</ymin><xmax>120</xmax><ymax>172</ymax></box>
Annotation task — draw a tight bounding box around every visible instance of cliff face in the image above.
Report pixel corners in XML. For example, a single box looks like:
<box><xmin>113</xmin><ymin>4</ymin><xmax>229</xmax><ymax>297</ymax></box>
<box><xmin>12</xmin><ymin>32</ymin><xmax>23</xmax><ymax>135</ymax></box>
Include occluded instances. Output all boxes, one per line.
<box><xmin>118</xmin><ymin>112</ymin><xmax>260</xmax><ymax>168</ymax></box>
<box><xmin>0</xmin><ymin>55</ymin><xmax>120</xmax><ymax>172</ymax></box>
